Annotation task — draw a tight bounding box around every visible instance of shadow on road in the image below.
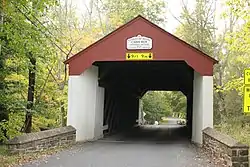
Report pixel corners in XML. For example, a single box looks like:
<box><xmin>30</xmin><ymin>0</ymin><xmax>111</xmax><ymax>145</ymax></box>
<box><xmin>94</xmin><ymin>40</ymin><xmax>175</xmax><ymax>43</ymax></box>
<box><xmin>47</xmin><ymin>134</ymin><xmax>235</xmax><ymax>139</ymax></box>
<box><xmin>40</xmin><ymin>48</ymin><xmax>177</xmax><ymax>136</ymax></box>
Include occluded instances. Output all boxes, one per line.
<box><xmin>100</xmin><ymin>125</ymin><xmax>190</xmax><ymax>144</ymax></box>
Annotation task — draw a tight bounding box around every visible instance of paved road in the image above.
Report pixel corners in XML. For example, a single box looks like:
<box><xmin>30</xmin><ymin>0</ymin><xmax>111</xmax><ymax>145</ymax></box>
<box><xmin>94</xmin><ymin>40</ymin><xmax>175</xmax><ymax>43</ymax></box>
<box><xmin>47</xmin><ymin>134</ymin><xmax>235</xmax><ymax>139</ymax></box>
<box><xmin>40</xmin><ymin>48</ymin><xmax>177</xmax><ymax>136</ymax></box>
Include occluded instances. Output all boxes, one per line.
<box><xmin>162</xmin><ymin>117</ymin><xmax>185</xmax><ymax>125</ymax></box>
<box><xmin>22</xmin><ymin>125</ymin><xmax>215</xmax><ymax>167</ymax></box>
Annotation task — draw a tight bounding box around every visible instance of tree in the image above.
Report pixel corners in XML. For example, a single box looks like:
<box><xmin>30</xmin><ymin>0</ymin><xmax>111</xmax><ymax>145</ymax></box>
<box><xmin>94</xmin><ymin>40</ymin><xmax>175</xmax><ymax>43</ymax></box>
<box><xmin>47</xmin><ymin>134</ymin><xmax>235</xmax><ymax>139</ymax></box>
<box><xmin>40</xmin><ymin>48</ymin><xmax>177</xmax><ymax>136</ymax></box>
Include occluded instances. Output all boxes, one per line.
<box><xmin>142</xmin><ymin>91</ymin><xmax>170</xmax><ymax>123</ymax></box>
<box><xmin>0</xmin><ymin>0</ymin><xmax>9</xmax><ymax>140</ymax></box>
<box><xmin>218</xmin><ymin>0</ymin><xmax>250</xmax><ymax>121</ymax></box>
<box><xmin>141</xmin><ymin>91</ymin><xmax>187</xmax><ymax>123</ymax></box>
<box><xmin>173</xmin><ymin>0</ymin><xmax>250</xmax><ymax>143</ymax></box>
<box><xmin>1</xmin><ymin>0</ymin><xmax>58</xmax><ymax>134</ymax></box>
<box><xmin>163</xmin><ymin>91</ymin><xmax>187</xmax><ymax>118</ymax></box>
<box><xmin>95</xmin><ymin>0</ymin><xmax>167</xmax><ymax>34</ymax></box>
<box><xmin>174</xmin><ymin>0</ymin><xmax>217</xmax><ymax>56</ymax></box>
<box><xmin>0</xmin><ymin>0</ymin><xmax>168</xmax><ymax>140</ymax></box>
<box><xmin>173</xmin><ymin>0</ymin><xmax>227</xmax><ymax>123</ymax></box>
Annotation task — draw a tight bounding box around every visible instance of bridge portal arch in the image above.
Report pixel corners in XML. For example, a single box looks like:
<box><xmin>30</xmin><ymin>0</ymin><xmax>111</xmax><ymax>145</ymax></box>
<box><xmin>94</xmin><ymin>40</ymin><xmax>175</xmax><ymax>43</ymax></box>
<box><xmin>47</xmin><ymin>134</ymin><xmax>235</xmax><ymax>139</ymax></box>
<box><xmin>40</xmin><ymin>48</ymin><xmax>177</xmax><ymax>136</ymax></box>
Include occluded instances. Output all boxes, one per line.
<box><xmin>65</xmin><ymin>15</ymin><xmax>218</xmax><ymax>145</ymax></box>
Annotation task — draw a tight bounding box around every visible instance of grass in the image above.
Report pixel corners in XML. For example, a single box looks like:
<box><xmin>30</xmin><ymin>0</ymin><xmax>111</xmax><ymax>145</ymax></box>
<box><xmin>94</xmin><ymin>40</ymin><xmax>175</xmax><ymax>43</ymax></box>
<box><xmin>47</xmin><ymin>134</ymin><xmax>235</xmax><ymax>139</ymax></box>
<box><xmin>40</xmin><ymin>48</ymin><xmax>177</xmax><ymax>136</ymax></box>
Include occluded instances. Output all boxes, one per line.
<box><xmin>215</xmin><ymin>123</ymin><xmax>250</xmax><ymax>146</ymax></box>
<box><xmin>215</xmin><ymin>123</ymin><xmax>250</xmax><ymax>166</ymax></box>
<box><xmin>0</xmin><ymin>144</ymin><xmax>72</xmax><ymax>167</ymax></box>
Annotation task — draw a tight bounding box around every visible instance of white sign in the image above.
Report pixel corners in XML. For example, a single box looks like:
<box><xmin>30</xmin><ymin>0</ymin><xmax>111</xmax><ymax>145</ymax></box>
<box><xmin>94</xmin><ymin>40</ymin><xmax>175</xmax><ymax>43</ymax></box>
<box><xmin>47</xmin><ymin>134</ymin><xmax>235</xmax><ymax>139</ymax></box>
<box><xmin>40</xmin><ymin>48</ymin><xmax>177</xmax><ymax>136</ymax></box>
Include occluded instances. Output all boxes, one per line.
<box><xmin>126</xmin><ymin>35</ymin><xmax>152</xmax><ymax>50</ymax></box>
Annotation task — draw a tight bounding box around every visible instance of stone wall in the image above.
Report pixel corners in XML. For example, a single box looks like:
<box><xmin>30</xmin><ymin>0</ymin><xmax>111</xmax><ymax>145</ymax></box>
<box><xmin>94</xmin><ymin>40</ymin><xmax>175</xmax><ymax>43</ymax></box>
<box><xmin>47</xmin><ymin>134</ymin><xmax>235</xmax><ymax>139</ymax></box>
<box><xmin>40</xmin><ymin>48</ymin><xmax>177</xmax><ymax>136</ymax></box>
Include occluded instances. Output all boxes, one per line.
<box><xmin>203</xmin><ymin>127</ymin><xmax>249</xmax><ymax>167</ymax></box>
<box><xmin>7</xmin><ymin>126</ymin><xmax>76</xmax><ymax>154</ymax></box>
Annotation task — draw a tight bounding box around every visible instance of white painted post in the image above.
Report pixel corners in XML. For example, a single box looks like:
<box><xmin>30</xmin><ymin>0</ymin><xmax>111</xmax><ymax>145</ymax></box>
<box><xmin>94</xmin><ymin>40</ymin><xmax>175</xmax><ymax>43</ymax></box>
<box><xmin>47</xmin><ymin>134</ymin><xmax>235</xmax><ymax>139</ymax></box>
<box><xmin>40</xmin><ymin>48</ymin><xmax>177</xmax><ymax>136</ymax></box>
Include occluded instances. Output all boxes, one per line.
<box><xmin>67</xmin><ymin>75</ymin><xmax>85</xmax><ymax>141</ymax></box>
<box><xmin>67</xmin><ymin>66</ymin><xmax>104</xmax><ymax>142</ymax></box>
<box><xmin>192</xmin><ymin>71</ymin><xmax>213</xmax><ymax>145</ymax></box>
<box><xmin>202</xmin><ymin>76</ymin><xmax>213</xmax><ymax>129</ymax></box>
<box><xmin>94</xmin><ymin>86</ymin><xmax>105</xmax><ymax>139</ymax></box>
<box><xmin>138</xmin><ymin>99</ymin><xmax>143</xmax><ymax>125</ymax></box>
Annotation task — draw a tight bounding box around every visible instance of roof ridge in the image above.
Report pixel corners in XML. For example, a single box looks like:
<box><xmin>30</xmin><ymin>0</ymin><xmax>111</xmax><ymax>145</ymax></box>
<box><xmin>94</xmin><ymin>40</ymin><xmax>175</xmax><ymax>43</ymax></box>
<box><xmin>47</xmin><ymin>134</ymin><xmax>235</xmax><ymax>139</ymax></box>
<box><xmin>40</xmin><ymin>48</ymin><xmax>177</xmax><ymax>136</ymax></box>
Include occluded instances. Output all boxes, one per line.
<box><xmin>64</xmin><ymin>15</ymin><xmax>218</xmax><ymax>64</ymax></box>
<box><xmin>64</xmin><ymin>15</ymin><xmax>144</xmax><ymax>64</ymax></box>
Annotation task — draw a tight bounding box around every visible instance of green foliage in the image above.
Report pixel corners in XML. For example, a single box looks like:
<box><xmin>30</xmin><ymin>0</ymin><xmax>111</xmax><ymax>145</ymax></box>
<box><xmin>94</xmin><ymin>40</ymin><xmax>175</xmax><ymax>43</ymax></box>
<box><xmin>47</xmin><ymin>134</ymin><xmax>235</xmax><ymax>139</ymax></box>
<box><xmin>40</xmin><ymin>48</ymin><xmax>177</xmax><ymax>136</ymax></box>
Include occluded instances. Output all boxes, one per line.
<box><xmin>142</xmin><ymin>91</ymin><xmax>169</xmax><ymax>123</ymax></box>
<box><xmin>215</xmin><ymin>0</ymin><xmax>250</xmax><ymax>132</ymax></box>
<box><xmin>1</xmin><ymin>0</ymin><xmax>247</xmax><ymax>148</ymax></box>
<box><xmin>141</xmin><ymin>91</ymin><xmax>186</xmax><ymax>123</ymax></box>
<box><xmin>0</xmin><ymin>0</ymin><xmax>168</xmax><ymax>141</ymax></box>
<box><xmin>175</xmin><ymin>0</ymin><xmax>250</xmax><ymax>144</ymax></box>
<box><xmin>175</xmin><ymin>0</ymin><xmax>217</xmax><ymax>56</ymax></box>
<box><xmin>0</xmin><ymin>0</ymin><xmax>60</xmax><ymax>140</ymax></box>
<box><xmin>215</xmin><ymin>115</ymin><xmax>250</xmax><ymax>145</ymax></box>
<box><xmin>163</xmin><ymin>91</ymin><xmax>187</xmax><ymax>116</ymax></box>
<box><xmin>100</xmin><ymin>0</ymin><xmax>167</xmax><ymax>32</ymax></box>
<box><xmin>214</xmin><ymin>0</ymin><xmax>250</xmax><ymax>123</ymax></box>
<box><xmin>0</xmin><ymin>112</ymin><xmax>24</xmax><ymax>142</ymax></box>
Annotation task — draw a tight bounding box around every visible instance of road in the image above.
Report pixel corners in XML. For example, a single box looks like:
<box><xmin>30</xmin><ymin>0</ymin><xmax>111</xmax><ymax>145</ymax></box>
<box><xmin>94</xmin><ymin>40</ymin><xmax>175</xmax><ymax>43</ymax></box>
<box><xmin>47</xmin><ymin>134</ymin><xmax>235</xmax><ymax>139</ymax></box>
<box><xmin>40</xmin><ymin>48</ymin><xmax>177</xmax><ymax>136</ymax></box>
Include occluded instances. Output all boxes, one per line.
<box><xmin>163</xmin><ymin>117</ymin><xmax>186</xmax><ymax>125</ymax></box>
<box><xmin>21</xmin><ymin>125</ymin><xmax>215</xmax><ymax>167</ymax></box>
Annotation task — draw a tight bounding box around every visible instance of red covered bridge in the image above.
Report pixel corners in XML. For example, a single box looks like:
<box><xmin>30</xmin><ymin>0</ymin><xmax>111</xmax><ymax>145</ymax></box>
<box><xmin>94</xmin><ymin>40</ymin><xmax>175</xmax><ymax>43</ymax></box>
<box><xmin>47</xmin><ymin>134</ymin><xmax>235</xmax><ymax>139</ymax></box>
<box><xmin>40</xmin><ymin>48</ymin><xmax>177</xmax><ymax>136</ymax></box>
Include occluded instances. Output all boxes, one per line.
<box><xmin>65</xmin><ymin>15</ymin><xmax>217</xmax><ymax>145</ymax></box>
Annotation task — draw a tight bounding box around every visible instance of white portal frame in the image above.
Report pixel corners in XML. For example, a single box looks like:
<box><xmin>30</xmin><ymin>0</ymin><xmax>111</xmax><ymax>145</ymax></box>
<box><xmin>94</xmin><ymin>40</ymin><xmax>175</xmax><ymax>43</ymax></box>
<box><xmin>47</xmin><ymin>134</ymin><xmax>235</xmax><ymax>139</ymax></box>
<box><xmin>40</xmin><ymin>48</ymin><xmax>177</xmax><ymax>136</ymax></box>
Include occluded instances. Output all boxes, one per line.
<box><xmin>67</xmin><ymin>66</ymin><xmax>104</xmax><ymax>141</ymax></box>
<box><xmin>67</xmin><ymin>66</ymin><xmax>214</xmax><ymax>145</ymax></box>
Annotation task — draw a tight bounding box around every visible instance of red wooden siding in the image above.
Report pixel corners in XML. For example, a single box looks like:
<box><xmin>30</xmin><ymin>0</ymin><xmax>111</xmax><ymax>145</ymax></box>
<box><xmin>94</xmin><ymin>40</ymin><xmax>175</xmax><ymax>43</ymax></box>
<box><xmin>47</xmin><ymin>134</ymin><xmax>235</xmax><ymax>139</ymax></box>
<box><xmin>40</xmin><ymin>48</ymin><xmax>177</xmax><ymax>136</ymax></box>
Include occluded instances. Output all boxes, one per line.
<box><xmin>65</xmin><ymin>15</ymin><xmax>217</xmax><ymax>76</ymax></box>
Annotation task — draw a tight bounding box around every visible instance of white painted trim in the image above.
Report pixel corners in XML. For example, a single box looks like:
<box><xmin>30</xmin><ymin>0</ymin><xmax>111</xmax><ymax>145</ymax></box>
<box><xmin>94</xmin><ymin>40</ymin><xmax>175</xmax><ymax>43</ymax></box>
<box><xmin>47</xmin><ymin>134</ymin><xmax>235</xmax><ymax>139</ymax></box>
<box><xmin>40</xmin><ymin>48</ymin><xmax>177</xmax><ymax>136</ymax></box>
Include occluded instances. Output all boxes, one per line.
<box><xmin>103</xmin><ymin>125</ymin><xmax>109</xmax><ymax>130</ymax></box>
<box><xmin>138</xmin><ymin>99</ymin><xmax>145</xmax><ymax>125</ymax></box>
<box><xmin>202</xmin><ymin>76</ymin><xmax>213</xmax><ymax>129</ymax></box>
<box><xmin>67</xmin><ymin>66</ymin><xmax>104</xmax><ymax>142</ymax></box>
<box><xmin>192</xmin><ymin>72</ymin><xmax>213</xmax><ymax>144</ymax></box>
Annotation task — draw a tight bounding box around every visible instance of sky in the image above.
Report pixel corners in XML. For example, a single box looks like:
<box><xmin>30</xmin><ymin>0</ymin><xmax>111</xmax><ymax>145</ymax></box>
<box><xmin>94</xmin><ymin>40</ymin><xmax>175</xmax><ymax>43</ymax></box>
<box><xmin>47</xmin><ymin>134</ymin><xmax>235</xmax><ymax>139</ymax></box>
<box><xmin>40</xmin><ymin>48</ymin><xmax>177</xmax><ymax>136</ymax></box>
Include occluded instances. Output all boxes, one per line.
<box><xmin>68</xmin><ymin>0</ymin><xmax>194</xmax><ymax>33</ymax></box>
<box><xmin>165</xmin><ymin>0</ymin><xmax>196</xmax><ymax>32</ymax></box>
<box><xmin>67</xmin><ymin>0</ymin><xmax>224</xmax><ymax>34</ymax></box>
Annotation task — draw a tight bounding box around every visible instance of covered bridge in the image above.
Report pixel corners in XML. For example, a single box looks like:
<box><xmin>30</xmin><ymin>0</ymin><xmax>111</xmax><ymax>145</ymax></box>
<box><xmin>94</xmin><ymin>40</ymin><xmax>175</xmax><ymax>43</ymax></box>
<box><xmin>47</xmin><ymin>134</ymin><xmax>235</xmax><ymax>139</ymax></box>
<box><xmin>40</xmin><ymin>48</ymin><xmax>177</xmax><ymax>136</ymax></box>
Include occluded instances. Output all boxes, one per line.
<box><xmin>64</xmin><ymin>15</ymin><xmax>218</xmax><ymax>145</ymax></box>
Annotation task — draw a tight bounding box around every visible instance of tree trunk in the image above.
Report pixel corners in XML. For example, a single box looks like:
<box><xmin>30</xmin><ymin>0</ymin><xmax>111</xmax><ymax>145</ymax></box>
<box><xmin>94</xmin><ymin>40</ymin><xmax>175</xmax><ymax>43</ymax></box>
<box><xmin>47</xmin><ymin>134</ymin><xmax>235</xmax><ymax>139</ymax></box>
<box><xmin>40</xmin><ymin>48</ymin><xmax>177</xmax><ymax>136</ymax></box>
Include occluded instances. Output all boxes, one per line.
<box><xmin>0</xmin><ymin>0</ymin><xmax>4</xmax><ymax>55</ymax></box>
<box><xmin>60</xmin><ymin>101</ymin><xmax>67</xmax><ymax>126</ymax></box>
<box><xmin>0</xmin><ymin>0</ymin><xmax>9</xmax><ymax>141</ymax></box>
<box><xmin>23</xmin><ymin>55</ymin><xmax>36</xmax><ymax>133</ymax></box>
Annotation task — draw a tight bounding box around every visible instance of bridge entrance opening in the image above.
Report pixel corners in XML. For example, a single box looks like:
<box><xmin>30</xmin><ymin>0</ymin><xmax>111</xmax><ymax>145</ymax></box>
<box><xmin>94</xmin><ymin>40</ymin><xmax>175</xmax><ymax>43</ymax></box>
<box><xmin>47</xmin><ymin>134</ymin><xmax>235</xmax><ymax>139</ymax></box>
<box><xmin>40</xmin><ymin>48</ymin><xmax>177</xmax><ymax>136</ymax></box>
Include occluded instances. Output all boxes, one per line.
<box><xmin>65</xmin><ymin>15</ymin><xmax>217</xmax><ymax>145</ymax></box>
<box><xmin>140</xmin><ymin>91</ymin><xmax>187</xmax><ymax>126</ymax></box>
<box><xmin>100</xmin><ymin>90</ymin><xmax>190</xmax><ymax>143</ymax></box>
<box><xmin>95</xmin><ymin>61</ymin><xmax>193</xmax><ymax>136</ymax></box>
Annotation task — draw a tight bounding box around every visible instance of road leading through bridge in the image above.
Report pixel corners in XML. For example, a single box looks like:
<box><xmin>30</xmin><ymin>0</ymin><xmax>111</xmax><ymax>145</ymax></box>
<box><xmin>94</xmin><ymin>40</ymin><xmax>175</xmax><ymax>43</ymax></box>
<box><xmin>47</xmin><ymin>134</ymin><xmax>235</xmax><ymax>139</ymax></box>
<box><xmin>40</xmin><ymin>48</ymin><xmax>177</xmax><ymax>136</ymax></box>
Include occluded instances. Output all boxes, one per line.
<box><xmin>21</xmin><ymin>125</ymin><xmax>216</xmax><ymax>167</ymax></box>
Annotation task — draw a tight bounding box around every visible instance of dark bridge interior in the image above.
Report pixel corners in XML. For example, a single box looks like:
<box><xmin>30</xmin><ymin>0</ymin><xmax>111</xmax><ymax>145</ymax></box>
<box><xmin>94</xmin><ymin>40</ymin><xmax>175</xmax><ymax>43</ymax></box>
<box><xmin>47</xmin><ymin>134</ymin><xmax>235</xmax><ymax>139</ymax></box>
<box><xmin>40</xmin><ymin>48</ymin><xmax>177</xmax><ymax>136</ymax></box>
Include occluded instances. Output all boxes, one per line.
<box><xmin>94</xmin><ymin>61</ymin><xmax>194</xmax><ymax>139</ymax></box>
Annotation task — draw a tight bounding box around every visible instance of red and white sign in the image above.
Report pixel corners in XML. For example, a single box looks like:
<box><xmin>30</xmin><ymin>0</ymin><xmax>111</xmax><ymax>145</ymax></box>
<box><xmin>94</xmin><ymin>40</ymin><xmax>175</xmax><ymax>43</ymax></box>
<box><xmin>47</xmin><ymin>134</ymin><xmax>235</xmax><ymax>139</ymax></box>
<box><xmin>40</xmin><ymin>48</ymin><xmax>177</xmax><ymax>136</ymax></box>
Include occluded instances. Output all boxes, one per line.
<box><xmin>126</xmin><ymin>35</ymin><xmax>152</xmax><ymax>50</ymax></box>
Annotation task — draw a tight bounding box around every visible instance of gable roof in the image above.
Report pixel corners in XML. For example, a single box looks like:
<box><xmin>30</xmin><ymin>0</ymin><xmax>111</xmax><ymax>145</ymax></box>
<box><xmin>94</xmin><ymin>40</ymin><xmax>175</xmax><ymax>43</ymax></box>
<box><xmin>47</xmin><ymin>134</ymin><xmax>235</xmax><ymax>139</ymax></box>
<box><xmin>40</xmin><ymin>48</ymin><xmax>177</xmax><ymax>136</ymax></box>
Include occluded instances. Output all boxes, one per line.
<box><xmin>65</xmin><ymin>15</ymin><xmax>218</xmax><ymax>76</ymax></box>
<box><xmin>65</xmin><ymin>15</ymin><xmax>218</xmax><ymax>64</ymax></box>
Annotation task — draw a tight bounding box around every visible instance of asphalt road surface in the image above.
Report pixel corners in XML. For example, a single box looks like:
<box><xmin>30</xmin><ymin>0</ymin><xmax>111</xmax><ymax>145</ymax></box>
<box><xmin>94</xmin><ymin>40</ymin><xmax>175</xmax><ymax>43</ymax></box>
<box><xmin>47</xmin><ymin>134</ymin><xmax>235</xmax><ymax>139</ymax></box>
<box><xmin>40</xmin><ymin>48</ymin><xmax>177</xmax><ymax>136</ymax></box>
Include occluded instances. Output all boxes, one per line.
<box><xmin>21</xmin><ymin>125</ymin><xmax>215</xmax><ymax>167</ymax></box>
